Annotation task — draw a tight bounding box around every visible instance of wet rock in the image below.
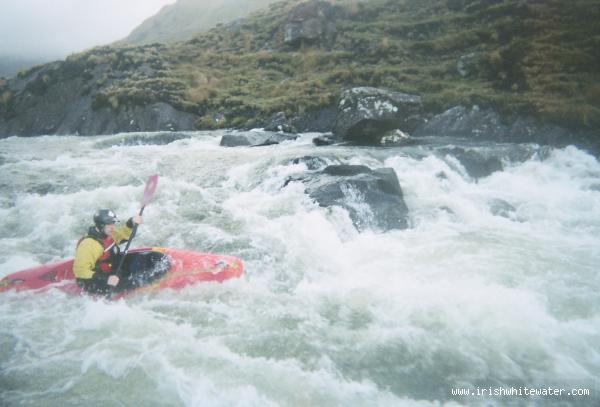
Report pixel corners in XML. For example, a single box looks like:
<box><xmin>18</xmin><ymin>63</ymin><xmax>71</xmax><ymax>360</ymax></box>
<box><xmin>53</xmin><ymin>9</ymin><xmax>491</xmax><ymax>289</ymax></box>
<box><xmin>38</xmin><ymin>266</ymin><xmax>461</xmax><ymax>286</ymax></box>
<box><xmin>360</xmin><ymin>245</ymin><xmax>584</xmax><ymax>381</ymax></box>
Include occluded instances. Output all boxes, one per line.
<box><xmin>312</xmin><ymin>134</ymin><xmax>341</xmax><ymax>146</ymax></box>
<box><xmin>333</xmin><ymin>87</ymin><xmax>424</xmax><ymax>145</ymax></box>
<box><xmin>288</xmin><ymin>164</ymin><xmax>410</xmax><ymax>232</ymax></box>
<box><xmin>220</xmin><ymin>130</ymin><xmax>298</xmax><ymax>147</ymax></box>
<box><xmin>414</xmin><ymin>105</ymin><xmax>597</xmax><ymax>154</ymax></box>
<box><xmin>440</xmin><ymin>147</ymin><xmax>503</xmax><ymax>179</ymax></box>
<box><xmin>379</xmin><ymin>129</ymin><xmax>415</xmax><ymax>146</ymax></box>
<box><xmin>95</xmin><ymin>131</ymin><xmax>190</xmax><ymax>148</ymax></box>
<box><xmin>290</xmin><ymin>156</ymin><xmax>329</xmax><ymax>170</ymax></box>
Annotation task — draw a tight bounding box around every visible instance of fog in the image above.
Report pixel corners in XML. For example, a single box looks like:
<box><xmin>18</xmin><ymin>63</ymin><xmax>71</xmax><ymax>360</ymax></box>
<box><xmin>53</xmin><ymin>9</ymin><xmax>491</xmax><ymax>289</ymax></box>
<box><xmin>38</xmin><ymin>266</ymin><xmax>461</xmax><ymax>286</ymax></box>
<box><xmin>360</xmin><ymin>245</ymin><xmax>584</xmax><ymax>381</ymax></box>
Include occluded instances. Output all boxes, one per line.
<box><xmin>0</xmin><ymin>0</ymin><xmax>176</xmax><ymax>59</ymax></box>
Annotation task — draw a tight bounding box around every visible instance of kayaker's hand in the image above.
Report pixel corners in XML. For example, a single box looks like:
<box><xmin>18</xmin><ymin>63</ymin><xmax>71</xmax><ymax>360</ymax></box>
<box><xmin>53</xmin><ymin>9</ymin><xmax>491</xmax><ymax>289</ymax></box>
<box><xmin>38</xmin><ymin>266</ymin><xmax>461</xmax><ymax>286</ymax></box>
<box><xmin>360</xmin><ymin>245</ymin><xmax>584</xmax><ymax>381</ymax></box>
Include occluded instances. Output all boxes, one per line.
<box><xmin>132</xmin><ymin>215</ymin><xmax>142</xmax><ymax>225</ymax></box>
<box><xmin>107</xmin><ymin>275</ymin><xmax>119</xmax><ymax>287</ymax></box>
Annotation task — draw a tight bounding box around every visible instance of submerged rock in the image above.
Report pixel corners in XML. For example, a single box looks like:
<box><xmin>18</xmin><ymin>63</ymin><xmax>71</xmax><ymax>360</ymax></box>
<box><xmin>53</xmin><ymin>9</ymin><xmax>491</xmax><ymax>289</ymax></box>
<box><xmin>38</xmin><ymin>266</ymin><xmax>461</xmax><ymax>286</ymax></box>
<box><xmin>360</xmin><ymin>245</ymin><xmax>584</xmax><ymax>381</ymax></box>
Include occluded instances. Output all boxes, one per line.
<box><xmin>332</xmin><ymin>87</ymin><xmax>423</xmax><ymax>145</ymax></box>
<box><xmin>287</xmin><ymin>164</ymin><xmax>410</xmax><ymax>232</ymax></box>
<box><xmin>489</xmin><ymin>199</ymin><xmax>517</xmax><ymax>219</ymax></box>
<box><xmin>220</xmin><ymin>130</ymin><xmax>298</xmax><ymax>147</ymax></box>
<box><xmin>94</xmin><ymin>131</ymin><xmax>190</xmax><ymax>148</ymax></box>
<box><xmin>440</xmin><ymin>147</ymin><xmax>503</xmax><ymax>179</ymax></box>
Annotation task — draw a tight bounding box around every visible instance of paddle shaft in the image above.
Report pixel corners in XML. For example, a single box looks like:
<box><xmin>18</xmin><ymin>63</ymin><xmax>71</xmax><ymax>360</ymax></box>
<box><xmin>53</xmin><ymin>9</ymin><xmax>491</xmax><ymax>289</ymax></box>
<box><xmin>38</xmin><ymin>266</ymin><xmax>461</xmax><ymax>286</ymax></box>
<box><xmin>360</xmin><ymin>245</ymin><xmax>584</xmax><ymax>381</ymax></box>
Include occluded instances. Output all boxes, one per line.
<box><xmin>109</xmin><ymin>175</ymin><xmax>158</xmax><ymax>293</ymax></box>
<box><xmin>112</xmin><ymin>206</ymin><xmax>145</xmax><ymax>280</ymax></box>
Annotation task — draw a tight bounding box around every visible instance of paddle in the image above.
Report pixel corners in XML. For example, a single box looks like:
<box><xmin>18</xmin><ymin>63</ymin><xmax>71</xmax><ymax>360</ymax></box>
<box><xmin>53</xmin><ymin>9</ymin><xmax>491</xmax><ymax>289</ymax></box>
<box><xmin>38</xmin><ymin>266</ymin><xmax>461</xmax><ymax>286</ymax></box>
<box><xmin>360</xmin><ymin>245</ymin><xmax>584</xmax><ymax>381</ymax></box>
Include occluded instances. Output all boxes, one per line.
<box><xmin>111</xmin><ymin>175</ymin><xmax>159</xmax><ymax>292</ymax></box>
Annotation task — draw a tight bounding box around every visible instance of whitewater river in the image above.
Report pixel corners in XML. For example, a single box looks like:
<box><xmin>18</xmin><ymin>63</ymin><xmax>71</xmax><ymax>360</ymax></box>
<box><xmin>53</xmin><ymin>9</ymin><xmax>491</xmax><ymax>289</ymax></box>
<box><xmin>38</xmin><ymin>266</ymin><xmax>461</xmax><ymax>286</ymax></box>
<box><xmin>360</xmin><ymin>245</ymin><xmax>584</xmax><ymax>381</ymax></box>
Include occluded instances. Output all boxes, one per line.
<box><xmin>1</xmin><ymin>131</ymin><xmax>599</xmax><ymax>406</ymax></box>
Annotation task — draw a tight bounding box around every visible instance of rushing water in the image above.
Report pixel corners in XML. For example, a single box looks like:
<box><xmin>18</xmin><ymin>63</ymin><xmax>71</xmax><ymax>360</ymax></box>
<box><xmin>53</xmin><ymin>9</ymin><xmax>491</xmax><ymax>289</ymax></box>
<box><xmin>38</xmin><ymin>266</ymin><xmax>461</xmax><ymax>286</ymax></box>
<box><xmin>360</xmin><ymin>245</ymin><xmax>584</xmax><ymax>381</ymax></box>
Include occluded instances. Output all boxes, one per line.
<box><xmin>1</xmin><ymin>131</ymin><xmax>599</xmax><ymax>406</ymax></box>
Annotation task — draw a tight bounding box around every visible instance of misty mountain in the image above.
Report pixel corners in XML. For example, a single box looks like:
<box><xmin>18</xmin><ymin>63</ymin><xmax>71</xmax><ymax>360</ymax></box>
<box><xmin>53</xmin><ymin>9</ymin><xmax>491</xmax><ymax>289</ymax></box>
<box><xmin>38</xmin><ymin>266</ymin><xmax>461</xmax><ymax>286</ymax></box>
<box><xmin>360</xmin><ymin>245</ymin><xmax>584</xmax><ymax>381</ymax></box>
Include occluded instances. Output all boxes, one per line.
<box><xmin>123</xmin><ymin>0</ymin><xmax>278</xmax><ymax>45</ymax></box>
<box><xmin>0</xmin><ymin>55</ymin><xmax>56</xmax><ymax>79</ymax></box>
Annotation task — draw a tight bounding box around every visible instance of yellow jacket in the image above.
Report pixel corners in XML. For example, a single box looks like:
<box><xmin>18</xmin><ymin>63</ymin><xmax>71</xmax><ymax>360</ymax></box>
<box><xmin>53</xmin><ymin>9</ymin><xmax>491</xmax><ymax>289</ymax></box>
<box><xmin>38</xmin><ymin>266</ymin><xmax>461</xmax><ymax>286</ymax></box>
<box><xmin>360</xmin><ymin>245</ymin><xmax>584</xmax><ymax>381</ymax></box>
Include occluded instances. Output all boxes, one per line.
<box><xmin>73</xmin><ymin>224</ymin><xmax>133</xmax><ymax>280</ymax></box>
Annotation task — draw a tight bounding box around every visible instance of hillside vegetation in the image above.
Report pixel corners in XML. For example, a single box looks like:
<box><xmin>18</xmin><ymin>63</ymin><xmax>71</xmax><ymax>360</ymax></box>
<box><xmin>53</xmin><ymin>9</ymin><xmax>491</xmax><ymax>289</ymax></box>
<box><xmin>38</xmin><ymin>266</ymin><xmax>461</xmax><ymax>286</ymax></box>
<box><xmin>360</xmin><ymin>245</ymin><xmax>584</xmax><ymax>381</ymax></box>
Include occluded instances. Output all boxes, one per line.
<box><xmin>2</xmin><ymin>0</ymin><xmax>599</xmax><ymax>133</ymax></box>
<box><xmin>123</xmin><ymin>0</ymin><xmax>278</xmax><ymax>45</ymax></box>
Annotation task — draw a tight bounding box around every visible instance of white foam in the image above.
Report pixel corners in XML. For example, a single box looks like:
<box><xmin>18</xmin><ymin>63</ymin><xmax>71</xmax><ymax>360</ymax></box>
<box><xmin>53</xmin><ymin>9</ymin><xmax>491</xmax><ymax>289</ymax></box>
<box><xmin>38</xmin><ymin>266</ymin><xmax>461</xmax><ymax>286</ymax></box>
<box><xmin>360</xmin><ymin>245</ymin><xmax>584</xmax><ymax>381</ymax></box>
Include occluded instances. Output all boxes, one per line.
<box><xmin>1</xmin><ymin>134</ymin><xmax>599</xmax><ymax>405</ymax></box>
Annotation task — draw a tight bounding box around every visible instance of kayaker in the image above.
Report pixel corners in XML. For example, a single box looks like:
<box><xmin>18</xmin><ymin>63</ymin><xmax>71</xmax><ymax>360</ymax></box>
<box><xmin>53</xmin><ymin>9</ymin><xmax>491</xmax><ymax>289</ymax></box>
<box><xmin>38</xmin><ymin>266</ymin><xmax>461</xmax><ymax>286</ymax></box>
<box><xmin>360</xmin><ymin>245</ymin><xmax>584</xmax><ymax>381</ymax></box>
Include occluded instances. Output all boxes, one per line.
<box><xmin>73</xmin><ymin>209</ymin><xmax>141</xmax><ymax>294</ymax></box>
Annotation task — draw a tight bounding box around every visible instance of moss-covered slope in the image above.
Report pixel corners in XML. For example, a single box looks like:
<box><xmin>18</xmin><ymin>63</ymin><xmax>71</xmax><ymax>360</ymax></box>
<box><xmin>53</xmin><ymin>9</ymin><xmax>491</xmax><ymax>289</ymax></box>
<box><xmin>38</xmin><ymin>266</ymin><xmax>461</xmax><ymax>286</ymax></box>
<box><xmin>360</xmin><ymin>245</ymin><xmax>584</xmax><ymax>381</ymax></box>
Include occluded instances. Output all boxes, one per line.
<box><xmin>1</xmin><ymin>0</ymin><xmax>598</xmax><ymax>135</ymax></box>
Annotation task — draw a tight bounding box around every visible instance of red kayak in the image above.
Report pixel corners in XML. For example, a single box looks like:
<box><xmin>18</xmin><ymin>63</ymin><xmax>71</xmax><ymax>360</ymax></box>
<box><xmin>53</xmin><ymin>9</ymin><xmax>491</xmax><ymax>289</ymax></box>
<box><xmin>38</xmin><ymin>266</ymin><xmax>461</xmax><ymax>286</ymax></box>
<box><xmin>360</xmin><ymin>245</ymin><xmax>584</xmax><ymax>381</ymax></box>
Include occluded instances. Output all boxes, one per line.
<box><xmin>0</xmin><ymin>248</ymin><xmax>244</xmax><ymax>298</ymax></box>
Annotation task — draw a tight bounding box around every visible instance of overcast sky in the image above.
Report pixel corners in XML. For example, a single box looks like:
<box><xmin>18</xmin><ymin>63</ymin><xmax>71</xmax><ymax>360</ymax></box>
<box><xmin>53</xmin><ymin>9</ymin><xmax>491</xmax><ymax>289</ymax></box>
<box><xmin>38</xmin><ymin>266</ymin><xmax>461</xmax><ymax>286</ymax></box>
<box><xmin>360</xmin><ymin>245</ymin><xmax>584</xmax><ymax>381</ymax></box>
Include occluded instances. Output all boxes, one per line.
<box><xmin>0</xmin><ymin>0</ymin><xmax>176</xmax><ymax>59</ymax></box>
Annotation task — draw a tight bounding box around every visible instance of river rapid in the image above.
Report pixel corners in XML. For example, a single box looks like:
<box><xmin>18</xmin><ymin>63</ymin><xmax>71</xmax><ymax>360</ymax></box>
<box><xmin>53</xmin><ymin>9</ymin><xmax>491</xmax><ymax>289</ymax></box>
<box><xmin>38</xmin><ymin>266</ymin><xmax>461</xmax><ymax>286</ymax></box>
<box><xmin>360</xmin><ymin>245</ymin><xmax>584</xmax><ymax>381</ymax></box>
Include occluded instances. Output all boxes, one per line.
<box><xmin>1</xmin><ymin>131</ymin><xmax>599</xmax><ymax>406</ymax></box>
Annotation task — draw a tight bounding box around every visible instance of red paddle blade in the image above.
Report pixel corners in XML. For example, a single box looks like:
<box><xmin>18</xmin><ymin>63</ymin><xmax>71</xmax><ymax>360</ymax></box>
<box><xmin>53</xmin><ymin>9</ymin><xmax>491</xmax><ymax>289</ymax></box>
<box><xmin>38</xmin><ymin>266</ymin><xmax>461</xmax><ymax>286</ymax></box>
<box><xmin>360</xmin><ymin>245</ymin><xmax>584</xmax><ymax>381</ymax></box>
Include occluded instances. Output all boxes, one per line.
<box><xmin>142</xmin><ymin>175</ymin><xmax>158</xmax><ymax>207</ymax></box>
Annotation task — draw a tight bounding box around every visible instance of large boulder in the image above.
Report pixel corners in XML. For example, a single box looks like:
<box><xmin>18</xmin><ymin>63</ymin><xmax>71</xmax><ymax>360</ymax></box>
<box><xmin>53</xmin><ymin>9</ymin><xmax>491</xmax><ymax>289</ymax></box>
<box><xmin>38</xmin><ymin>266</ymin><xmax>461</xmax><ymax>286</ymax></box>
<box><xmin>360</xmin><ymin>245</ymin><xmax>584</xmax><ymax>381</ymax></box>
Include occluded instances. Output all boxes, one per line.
<box><xmin>414</xmin><ymin>105</ymin><xmax>599</xmax><ymax>156</ymax></box>
<box><xmin>290</xmin><ymin>106</ymin><xmax>337</xmax><ymax>133</ymax></box>
<box><xmin>283</xmin><ymin>1</ymin><xmax>337</xmax><ymax>48</ymax></box>
<box><xmin>220</xmin><ymin>130</ymin><xmax>298</xmax><ymax>147</ymax></box>
<box><xmin>287</xmin><ymin>164</ymin><xmax>410</xmax><ymax>232</ymax></box>
<box><xmin>332</xmin><ymin>87</ymin><xmax>424</xmax><ymax>145</ymax></box>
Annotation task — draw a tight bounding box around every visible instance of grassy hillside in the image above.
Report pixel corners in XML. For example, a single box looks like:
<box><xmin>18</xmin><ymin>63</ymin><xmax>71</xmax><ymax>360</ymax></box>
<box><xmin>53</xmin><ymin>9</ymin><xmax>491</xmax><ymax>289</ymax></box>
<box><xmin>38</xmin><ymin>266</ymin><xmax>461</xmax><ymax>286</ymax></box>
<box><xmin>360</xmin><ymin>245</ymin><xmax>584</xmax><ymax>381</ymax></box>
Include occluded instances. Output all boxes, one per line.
<box><xmin>3</xmin><ymin>0</ymin><xmax>599</xmax><ymax>132</ymax></box>
<box><xmin>123</xmin><ymin>0</ymin><xmax>278</xmax><ymax>45</ymax></box>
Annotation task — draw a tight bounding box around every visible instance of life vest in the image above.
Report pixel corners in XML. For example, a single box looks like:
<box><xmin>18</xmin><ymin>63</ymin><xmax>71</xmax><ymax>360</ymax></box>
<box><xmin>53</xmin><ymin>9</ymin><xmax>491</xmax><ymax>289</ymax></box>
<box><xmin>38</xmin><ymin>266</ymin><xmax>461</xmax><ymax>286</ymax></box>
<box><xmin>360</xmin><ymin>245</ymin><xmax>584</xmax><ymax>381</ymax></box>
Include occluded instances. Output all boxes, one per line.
<box><xmin>77</xmin><ymin>229</ymin><xmax>121</xmax><ymax>273</ymax></box>
<box><xmin>95</xmin><ymin>236</ymin><xmax>119</xmax><ymax>273</ymax></box>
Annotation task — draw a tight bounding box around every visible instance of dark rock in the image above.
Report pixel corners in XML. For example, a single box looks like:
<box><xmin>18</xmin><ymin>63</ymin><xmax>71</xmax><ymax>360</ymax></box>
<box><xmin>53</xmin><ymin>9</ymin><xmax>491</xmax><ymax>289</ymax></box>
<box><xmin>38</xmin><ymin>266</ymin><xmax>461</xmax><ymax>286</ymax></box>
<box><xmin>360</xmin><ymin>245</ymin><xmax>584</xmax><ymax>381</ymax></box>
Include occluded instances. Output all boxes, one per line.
<box><xmin>0</xmin><ymin>48</ymin><xmax>199</xmax><ymax>137</ymax></box>
<box><xmin>291</xmin><ymin>106</ymin><xmax>337</xmax><ymax>132</ymax></box>
<box><xmin>415</xmin><ymin>105</ymin><xmax>599</xmax><ymax>156</ymax></box>
<box><xmin>283</xmin><ymin>1</ymin><xmax>337</xmax><ymax>48</ymax></box>
<box><xmin>312</xmin><ymin>134</ymin><xmax>339</xmax><ymax>146</ymax></box>
<box><xmin>220</xmin><ymin>130</ymin><xmax>298</xmax><ymax>147</ymax></box>
<box><xmin>332</xmin><ymin>87</ymin><xmax>424</xmax><ymax>145</ymax></box>
<box><xmin>289</xmin><ymin>164</ymin><xmax>410</xmax><ymax>232</ymax></box>
<box><xmin>263</xmin><ymin>111</ymin><xmax>297</xmax><ymax>133</ymax></box>
<box><xmin>291</xmin><ymin>156</ymin><xmax>328</xmax><ymax>170</ymax></box>
<box><xmin>440</xmin><ymin>147</ymin><xmax>503</xmax><ymax>179</ymax></box>
<box><xmin>322</xmin><ymin>165</ymin><xmax>371</xmax><ymax>177</ymax></box>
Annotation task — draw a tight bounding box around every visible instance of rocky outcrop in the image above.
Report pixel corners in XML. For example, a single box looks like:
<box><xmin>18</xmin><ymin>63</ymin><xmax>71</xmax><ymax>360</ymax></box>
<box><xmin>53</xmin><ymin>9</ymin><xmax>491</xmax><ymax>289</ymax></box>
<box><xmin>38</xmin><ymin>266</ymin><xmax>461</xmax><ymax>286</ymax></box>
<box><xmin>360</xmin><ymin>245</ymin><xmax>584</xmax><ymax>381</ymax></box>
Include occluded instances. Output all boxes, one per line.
<box><xmin>332</xmin><ymin>87</ymin><xmax>424</xmax><ymax>145</ymax></box>
<box><xmin>0</xmin><ymin>46</ymin><xmax>199</xmax><ymax>137</ymax></box>
<box><xmin>415</xmin><ymin>105</ymin><xmax>593</xmax><ymax>146</ymax></box>
<box><xmin>220</xmin><ymin>130</ymin><xmax>298</xmax><ymax>147</ymax></box>
<box><xmin>286</xmin><ymin>164</ymin><xmax>410</xmax><ymax>232</ymax></box>
<box><xmin>282</xmin><ymin>1</ymin><xmax>337</xmax><ymax>48</ymax></box>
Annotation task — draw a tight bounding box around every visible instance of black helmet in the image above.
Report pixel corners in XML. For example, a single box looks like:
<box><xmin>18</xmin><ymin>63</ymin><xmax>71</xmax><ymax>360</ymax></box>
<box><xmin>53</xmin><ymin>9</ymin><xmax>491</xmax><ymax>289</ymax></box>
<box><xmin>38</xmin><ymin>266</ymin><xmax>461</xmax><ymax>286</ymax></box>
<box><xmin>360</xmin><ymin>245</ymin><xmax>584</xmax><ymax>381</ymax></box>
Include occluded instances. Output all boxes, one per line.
<box><xmin>93</xmin><ymin>209</ymin><xmax>118</xmax><ymax>228</ymax></box>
